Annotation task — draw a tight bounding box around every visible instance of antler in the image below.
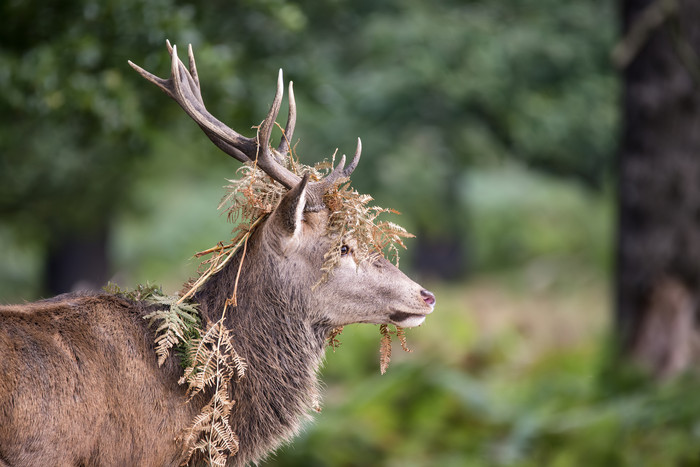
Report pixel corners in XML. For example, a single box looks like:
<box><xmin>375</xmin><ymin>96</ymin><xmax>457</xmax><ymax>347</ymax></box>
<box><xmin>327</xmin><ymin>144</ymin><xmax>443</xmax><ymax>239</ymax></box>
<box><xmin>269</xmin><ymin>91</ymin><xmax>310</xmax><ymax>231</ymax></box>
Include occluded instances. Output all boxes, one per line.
<box><xmin>128</xmin><ymin>41</ymin><xmax>361</xmax><ymax>209</ymax></box>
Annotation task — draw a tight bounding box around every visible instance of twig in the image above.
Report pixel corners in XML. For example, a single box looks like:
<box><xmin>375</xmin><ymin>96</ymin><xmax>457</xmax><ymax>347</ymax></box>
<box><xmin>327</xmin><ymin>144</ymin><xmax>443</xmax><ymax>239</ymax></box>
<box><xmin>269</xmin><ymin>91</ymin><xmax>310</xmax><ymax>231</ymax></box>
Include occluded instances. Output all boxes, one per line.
<box><xmin>177</xmin><ymin>217</ymin><xmax>263</xmax><ymax>305</ymax></box>
<box><xmin>194</xmin><ymin>242</ymin><xmax>236</xmax><ymax>258</ymax></box>
<box><xmin>612</xmin><ymin>0</ymin><xmax>679</xmax><ymax>69</ymax></box>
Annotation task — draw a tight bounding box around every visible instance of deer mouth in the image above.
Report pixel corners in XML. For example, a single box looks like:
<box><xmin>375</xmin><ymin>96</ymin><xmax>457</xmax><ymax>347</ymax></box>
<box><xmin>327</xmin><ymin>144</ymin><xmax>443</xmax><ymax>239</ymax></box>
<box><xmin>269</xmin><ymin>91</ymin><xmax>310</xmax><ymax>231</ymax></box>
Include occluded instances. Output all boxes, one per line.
<box><xmin>388</xmin><ymin>310</ymin><xmax>429</xmax><ymax>328</ymax></box>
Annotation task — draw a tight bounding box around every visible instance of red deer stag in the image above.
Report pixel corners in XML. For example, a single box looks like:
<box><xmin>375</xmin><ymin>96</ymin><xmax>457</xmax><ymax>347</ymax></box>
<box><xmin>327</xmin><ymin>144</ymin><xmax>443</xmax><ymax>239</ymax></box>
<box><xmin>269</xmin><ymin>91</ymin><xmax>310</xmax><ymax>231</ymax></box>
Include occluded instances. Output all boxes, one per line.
<box><xmin>0</xmin><ymin>42</ymin><xmax>436</xmax><ymax>466</ymax></box>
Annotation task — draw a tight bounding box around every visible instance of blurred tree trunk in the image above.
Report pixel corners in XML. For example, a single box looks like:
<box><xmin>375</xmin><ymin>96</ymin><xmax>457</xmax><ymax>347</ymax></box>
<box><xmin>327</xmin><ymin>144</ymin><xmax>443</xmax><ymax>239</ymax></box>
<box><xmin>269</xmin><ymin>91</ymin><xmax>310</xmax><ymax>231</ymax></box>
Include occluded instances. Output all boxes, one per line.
<box><xmin>414</xmin><ymin>234</ymin><xmax>468</xmax><ymax>281</ymax></box>
<box><xmin>616</xmin><ymin>0</ymin><xmax>700</xmax><ymax>378</ymax></box>
<box><xmin>44</xmin><ymin>224</ymin><xmax>110</xmax><ymax>296</ymax></box>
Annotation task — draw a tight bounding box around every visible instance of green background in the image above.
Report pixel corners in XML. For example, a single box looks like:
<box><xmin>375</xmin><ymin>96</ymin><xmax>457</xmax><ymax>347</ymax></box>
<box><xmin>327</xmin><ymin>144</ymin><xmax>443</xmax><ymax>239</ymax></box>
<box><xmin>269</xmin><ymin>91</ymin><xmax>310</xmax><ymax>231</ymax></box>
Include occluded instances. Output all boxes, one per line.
<box><xmin>3</xmin><ymin>1</ymin><xmax>698</xmax><ymax>465</ymax></box>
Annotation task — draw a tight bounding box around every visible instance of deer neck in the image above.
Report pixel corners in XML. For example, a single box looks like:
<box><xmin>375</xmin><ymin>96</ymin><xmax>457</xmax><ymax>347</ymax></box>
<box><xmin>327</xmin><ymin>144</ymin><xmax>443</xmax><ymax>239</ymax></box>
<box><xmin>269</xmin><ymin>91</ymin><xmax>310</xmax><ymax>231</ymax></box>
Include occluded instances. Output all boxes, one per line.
<box><xmin>192</xmin><ymin>244</ymin><xmax>328</xmax><ymax>464</ymax></box>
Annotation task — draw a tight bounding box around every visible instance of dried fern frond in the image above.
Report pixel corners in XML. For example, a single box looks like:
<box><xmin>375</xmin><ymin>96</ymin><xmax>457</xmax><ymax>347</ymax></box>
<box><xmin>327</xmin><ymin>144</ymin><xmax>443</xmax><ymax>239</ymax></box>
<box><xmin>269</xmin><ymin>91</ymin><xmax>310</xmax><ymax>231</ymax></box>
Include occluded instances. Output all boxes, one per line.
<box><xmin>379</xmin><ymin>324</ymin><xmax>392</xmax><ymax>375</ymax></box>
<box><xmin>117</xmin><ymin>281</ymin><xmax>245</xmax><ymax>466</ymax></box>
<box><xmin>219</xmin><ymin>164</ymin><xmax>291</xmax><ymax>234</ymax></box>
<box><xmin>320</xmin><ymin>182</ymin><xmax>415</xmax><ymax>281</ymax></box>
<box><xmin>326</xmin><ymin>326</ymin><xmax>344</xmax><ymax>351</ymax></box>
<box><xmin>379</xmin><ymin>324</ymin><xmax>412</xmax><ymax>374</ymax></box>
<box><xmin>179</xmin><ymin>217</ymin><xmax>263</xmax><ymax>305</ymax></box>
<box><xmin>179</xmin><ymin>319</ymin><xmax>246</xmax><ymax>398</ymax></box>
<box><xmin>395</xmin><ymin>326</ymin><xmax>412</xmax><ymax>353</ymax></box>
<box><xmin>184</xmin><ymin>385</ymin><xmax>239</xmax><ymax>465</ymax></box>
<box><xmin>179</xmin><ymin>318</ymin><xmax>245</xmax><ymax>465</ymax></box>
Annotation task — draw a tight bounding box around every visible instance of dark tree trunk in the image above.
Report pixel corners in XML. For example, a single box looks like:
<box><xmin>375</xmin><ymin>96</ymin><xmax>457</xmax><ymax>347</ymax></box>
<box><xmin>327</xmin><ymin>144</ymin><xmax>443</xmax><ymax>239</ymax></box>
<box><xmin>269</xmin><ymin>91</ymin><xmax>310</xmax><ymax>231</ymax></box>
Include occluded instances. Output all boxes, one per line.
<box><xmin>413</xmin><ymin>234</ymin><xmax>468</xmax><ymax>281</ymax></box>
<box><xmin>44</xmin><ymin>225</ymin><xmax>110</xmax><ymax>296</ymax></box>
<box><xmin>617</xmin><ymin>0</ymin><xmax>700</xmax><ymax>377</ymax></box>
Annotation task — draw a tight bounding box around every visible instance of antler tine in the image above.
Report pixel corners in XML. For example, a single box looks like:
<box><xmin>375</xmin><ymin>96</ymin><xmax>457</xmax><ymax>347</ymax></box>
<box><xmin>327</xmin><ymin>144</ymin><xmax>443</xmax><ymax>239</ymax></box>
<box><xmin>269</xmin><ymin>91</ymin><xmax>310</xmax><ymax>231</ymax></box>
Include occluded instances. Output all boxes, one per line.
<box><xmin>257</xmin><ymin>69</ymin><xmax>284</xmax><ymax>162</ymax></box>
<box><xmin>238</xmin><ymin>68</ymin><xmax>305</xmax><ymax>189</ymax></box>
<box><xmin>277</xmin><ymin>81</ymin><xmax>297</xmax><ymax>157</ymax></box>
<box><xmin>149</xmin><ymin>40</ymin><xmax>202</xmax><ymax>104</ymax></box>
<box><xmin>174</xmin><ymin>43</ymin><xmax>254</xmax><ymax>162</ymax></box>
<box><xmin>186</xmin><ymin>44</ymin><xmax>202</xmax><ymax>101</ymax></box>
<box><xmin>127</xmin><ymin>59</ymin><xmax>172</xmax><ymax>96</ymax></box>
<box><xmin>312</xmin><ymin>138</ymin><xmax>363</xmax><ymax>191</ymax></box>
<box><xmin>345</xmin><ymin>137</ymin><xmax>362</xmax><ymax>176</ymax></box>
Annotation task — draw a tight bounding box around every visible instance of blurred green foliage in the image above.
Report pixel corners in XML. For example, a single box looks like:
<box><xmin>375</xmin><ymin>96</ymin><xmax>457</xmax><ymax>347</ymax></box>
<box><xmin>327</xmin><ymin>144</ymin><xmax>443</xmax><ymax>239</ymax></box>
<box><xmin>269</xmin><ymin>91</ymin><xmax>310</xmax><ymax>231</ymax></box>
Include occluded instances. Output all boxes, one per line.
<box><xmin>0</xmin><ymin>0</ymin><xmax>617</xmax><ymax>291</ymax></box>
<box><xmin>0</xmin><ymin>0</ymin><xmax>195</xmax><ymax>235</ymax></box>
<box><xmin>466</xmin><ymin>164</ymin><xmax>612</xmax><ymax>274</ymax></box>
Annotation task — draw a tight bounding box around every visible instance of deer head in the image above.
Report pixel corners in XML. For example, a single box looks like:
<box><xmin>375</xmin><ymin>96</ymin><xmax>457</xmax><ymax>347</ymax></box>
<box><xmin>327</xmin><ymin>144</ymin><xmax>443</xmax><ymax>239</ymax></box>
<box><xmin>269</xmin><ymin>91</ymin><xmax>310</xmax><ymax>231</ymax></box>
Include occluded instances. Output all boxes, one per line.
<box><xmin>128</xmin><ymin>42</ymin><xmax>436</xmax><ymax>331</ymax></box>
<box><xmin>259</xmin><ymin>174</ymin><xmax>436</xmax><ymax>330</ymax></box>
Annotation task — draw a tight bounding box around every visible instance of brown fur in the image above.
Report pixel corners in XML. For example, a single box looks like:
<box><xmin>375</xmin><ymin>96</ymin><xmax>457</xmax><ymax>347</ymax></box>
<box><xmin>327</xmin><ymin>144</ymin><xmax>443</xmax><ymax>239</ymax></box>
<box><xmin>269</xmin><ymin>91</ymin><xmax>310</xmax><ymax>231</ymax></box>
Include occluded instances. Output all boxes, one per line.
<box><xmin>0</xmin><ymin>293</ymin><xmax>194</xmax><ymax>466</ymax></box>
<box><xmin>0</xmin><ymin>183</ymin><xmax>435</xmax><ymax>466</ymax></box>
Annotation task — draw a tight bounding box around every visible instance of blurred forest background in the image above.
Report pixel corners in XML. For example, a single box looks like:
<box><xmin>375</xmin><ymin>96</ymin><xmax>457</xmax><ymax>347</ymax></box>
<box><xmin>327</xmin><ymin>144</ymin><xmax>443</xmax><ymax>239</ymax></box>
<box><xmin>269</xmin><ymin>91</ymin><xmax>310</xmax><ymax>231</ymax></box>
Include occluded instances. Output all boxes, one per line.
<box><xmin>2</xmin><ymin>0</ymin><xmax>700</xmax><ymax>465</ymax></box>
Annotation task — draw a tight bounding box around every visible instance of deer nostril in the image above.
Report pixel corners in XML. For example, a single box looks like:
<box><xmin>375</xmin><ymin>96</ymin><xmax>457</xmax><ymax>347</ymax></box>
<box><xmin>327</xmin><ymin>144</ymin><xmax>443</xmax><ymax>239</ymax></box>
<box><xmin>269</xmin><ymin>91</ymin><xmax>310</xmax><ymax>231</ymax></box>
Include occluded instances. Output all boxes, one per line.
<box><xmin>420</xmin><ymin>289</ymin><xmax>436</xmax><ymax>307</ymax></box>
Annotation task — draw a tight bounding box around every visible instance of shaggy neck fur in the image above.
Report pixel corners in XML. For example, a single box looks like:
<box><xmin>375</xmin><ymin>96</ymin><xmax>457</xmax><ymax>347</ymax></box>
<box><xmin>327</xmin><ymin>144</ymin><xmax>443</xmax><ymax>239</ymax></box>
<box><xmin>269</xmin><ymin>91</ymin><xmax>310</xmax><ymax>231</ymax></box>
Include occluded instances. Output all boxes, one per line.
<box><xmin>193</xmin><ymin>228</ymin><xmax>329</xmax><ymax>466</ymax></box>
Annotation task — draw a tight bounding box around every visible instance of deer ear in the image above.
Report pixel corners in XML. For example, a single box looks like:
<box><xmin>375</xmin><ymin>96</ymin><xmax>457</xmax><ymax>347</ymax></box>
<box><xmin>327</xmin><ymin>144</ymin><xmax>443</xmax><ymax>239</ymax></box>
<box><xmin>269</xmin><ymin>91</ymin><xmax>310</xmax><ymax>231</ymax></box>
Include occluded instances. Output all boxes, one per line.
<box><xmin>269</xmin><ymin>173</ymin><xmax>310</xmax><ymax>238</ymax></box>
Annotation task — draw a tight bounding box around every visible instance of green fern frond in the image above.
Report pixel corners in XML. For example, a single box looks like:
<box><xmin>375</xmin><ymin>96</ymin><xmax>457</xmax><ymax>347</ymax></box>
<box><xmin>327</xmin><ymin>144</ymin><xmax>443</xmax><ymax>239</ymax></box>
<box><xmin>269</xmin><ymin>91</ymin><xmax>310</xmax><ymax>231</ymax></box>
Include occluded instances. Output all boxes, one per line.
<box><xmin>144</xmin><ymin>300</ymin><xmax>201</xmax><ymax>367</ymax></box>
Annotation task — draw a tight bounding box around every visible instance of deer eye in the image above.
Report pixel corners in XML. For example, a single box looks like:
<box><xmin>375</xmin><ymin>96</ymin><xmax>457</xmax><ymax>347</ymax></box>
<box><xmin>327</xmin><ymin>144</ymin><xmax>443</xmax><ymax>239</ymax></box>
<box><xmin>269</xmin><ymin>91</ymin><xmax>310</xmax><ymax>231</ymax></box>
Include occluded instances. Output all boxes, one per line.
<box><xmin>340</xmin><ymin>245</ymin><xmax>350</xmax><ymax>256</ymax></box>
